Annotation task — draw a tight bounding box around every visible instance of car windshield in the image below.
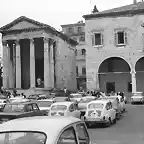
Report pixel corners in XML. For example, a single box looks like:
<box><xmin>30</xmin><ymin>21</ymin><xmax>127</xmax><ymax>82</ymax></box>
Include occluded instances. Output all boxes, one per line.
<box><xmin>3</xmin><ymin>104</ymin><xmax>25</xmax><ymax>112</ymax></box>
<box><xmin>38</xmin><ymin>101</ymin><xmax>53</xmax><ymax>107</ymax></box>
<box><xmin>70</xmin><ymin>94</ymin><xmax>82</xmax><ymax>98</ymax></box>
<box><xmin>51</xmin><ymin>105</ymin><xmax>67</xmax><ymax>111</ymax></box>
<box><xmin>88</xmin><ymin>103</ymin><xmax>104</xmax><ymax>109</ymax></box>
<box><xmin>0</xmin><ymin>131</ymin><xmax>46</xmax><ymax>144</ymax></box>
<box><xmin>133</xmin><ymin>93</ymin><xmax>143</xmax><ymax>96</ymax></box>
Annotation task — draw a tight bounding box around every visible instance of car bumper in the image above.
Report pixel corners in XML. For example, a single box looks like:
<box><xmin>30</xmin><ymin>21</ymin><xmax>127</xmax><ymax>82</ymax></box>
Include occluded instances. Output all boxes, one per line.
<box><xmin>85</xmin><ymin>117</ymin><xmax>108</xmax><ymax>124</ymax></box>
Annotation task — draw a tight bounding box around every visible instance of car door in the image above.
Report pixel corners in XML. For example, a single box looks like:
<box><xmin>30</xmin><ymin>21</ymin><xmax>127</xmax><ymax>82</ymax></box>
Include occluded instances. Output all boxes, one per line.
<box><xmin>76</xmin><ymin>123</ymin><xmax>90</xmax><ymax>144</ymax></box>
<box><xmin>109</xmin><ymin>102</ymin><xmax>115</xmax><ymax>120</ymax></box>
<box><xmin>105</xmin><ymin>102</ymin><xmax>111</xmax><ymax>118</ymax></box>
<box><xmin>57</xmin><ymin>126</ymin><xmax>78</xmax><ymax>144</ymax></box>
<box><xmin>24</xmin><ymin>104</ymin><xmax>33</xmax><ymax>117</ymax></box>
<box><xmin>68</xmin><ymin>104</ymin><xmax>75</xmax><ymax>117</ymax></box>
<box><xmin>73</xmin><ymin>103</ymin><xmax>81</xmax><ymax>118</ymax></box>
<box><xmin>32</xmin><ymin>103</ymin><xmax>43</xmax><ymax>116</ymax></box>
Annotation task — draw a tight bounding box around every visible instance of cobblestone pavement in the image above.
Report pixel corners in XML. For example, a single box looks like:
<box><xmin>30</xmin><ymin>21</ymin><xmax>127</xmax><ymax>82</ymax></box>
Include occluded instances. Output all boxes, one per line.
<box><xmin>88</xmin><ymin>104</ymin><xmax>144</xmax><ymax>144</ymax></box>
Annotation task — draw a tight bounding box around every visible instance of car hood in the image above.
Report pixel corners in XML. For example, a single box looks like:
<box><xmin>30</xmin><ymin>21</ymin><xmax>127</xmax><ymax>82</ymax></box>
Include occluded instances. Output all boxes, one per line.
<box><xmin>131</xmin><ymin>96</ymin><xmax>143</xmax><ymax>99</ymax></box>
<box><xmin>39</xmin><ymin>107</ymin><xmax>50</xmax><ymax>111</ymax></box>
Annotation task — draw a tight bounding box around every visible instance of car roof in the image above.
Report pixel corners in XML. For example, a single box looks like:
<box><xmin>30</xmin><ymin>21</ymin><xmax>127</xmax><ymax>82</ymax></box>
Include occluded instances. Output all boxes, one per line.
<box><xmin>51</xmin><ymin>101</ymin><xmax>73</xmax><ymax>106</ymax></box>
<box><xmin>0</xmin><ymin>116</ymin><xmax>81</xmax><ymax>142</ymax></box>
<box><xmin>8</xmin><ymin>101</ymin><xmax>35</xmax><ymax>105</ymax></box>
<box><xmin>88</xmin><ymin>100</ymin><xmax>109</xmax><ymax>104</ymax></box>
<box><xmin>38</xmin><ymin>99</ymin><xmax>54</xmax><ymax>102</ymax></box>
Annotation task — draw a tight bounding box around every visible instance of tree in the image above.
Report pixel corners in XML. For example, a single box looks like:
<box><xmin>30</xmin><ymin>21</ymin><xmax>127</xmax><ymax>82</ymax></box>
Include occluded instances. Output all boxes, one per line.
<box><xmin>92</xmin><ymin>5</ymin><xmax>99</xmax><ymax>13</ymax></box>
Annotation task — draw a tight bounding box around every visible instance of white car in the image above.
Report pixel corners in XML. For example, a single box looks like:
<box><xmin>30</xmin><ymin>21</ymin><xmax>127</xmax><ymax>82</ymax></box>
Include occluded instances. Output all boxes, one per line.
<box><xmin>0</xmin><ymin>116</ymin><xmax>92</xmax><ymax>144</ymax></box>
<box><xmin>131</xmin><ymin>92</ymin><xmax>144</xmax><ymax>104</ymax></box>
<box><xmin>9</xmin><ymin>97</ymin><xmax>24</xmax><ymax>102</ymax></box>
<box><xmin>84</xmin><ymin>100</ymin><xmax>116</xmax><ymax>126</ymax></box>
<box><xmin>70</xmin><ymin>93</ymin><xmax>83</xmax><ymax>102</ymax></box>
<box><xmin>78</xmin><ymin>96</ymin><xmax>96</xmax><ymax>116</ymax></box>
<box><xmin>37</xmin><ymin>99</ymin><xmax>55</xmax><ymax>115</ymax></box>
<box><xmin>49</xmin><ymin>101</ymin><xmax>81</xmax><ymax>118</ymax></box>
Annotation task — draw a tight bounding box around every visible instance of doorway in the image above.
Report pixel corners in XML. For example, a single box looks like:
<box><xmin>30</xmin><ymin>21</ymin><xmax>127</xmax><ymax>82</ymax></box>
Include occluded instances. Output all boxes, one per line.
<box><xmin>106</xmin><ymin>82</ymin><xmax>115</xmax><ymax>93</ymax></box>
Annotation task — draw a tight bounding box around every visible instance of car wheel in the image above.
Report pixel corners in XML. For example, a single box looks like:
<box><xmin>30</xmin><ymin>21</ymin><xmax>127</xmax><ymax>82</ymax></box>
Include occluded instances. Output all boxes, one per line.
<box><xmin>113</xmin><ymin>118</ymin><xmax>116</xmax><ymax>124</ymax></box>
<box><xmin>106</xmin><ymin>118</ymin><xmax>111</xmax><ymax>127</ymax></box>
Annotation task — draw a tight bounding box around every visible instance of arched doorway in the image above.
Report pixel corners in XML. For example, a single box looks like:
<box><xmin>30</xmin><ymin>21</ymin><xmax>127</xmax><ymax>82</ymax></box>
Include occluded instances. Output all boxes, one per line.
<box><xmin>98</xmin><ymin>57</ymin><xmax>131</xmax><ymax>94</ymax></box>
<box><xmin>135</xmin><ymin>57</ymin><xmax>144</xmax><ymax>92</ymax></box>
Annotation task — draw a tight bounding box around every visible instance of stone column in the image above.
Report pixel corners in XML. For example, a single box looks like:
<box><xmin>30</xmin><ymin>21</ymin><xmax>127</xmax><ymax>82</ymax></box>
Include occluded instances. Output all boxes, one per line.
<box><xmin>95</xmin><ymin>72</ymin><xmax>100</xmax><ymax>91</ymax></box>
<box><xmin>131</xmin><ymin>70</ymin><xmax>136</xmax><ymax>93</ymax></box>
<box><xmin>2</xmin><ymin>40</ymin><xmax>8</xmax><ymax>89</ymax></box>
<box><xmin>30</xmin><ymin>38</ymin><xmax>35</xmax><ymax>88</ymax></box>
<box><xmin>15</xmin><ymin>40</ymin><xmax>21</xmax><ymax>88</ymax></box>
<box><xmin>44</xmin><ymin>37</ymin><xmax>50</xmax><ymax>88</ymax></box>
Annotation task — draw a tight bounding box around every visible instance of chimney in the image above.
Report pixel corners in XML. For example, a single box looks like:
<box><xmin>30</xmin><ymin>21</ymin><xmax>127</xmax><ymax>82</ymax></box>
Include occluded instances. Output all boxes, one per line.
<box><xmin>133</xmin><ymin>0</ymin><xmax>137</xmax><ymax>4</ymax></box>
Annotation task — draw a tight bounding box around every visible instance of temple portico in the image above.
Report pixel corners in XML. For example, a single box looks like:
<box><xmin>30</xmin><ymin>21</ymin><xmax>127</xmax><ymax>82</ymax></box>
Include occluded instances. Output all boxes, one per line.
<box><xmin>0</xmin><ymin>16</ymin><xmax>77</xmax><ymax>91</ymax></box>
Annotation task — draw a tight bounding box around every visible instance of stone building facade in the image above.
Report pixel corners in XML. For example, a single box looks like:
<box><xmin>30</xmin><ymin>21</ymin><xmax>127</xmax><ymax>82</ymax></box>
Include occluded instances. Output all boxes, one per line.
<box><xmin>83</xmin><ymin>1</ymin><xmax>144</xmax><ymax>94</ymax></box>
<box><xmin>0</xmin><ymin>16</ymin><xmax>77</xmax><ymax>91</ymax></box>
<box><xmin>61</xmin><ymin>21</ymin><xmax>86</xmax><ymax>90</ymax></box>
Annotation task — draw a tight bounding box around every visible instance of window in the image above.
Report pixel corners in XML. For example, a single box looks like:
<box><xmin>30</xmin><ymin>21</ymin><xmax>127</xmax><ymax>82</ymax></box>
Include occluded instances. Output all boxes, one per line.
<box><xmin>81</xmin><ymin>49</ymin><xmax>86</xmax><ymax>55</ymax></box>
<box><xmin>75</xmin><ymin>50</ymin><xmax>77</xmax><ymax>56</ymax></box>
<box><xmin>115</xmin><ymin>31</ymin><xmax>127</xmax><ymax>46</ymax></box>
<box><xmin>68</xmin><ymin>27</ymin><xmax>73</xmax><ymax>33</ymax></box>
<box><xmin>82</xmin><ymin>67</ymin><xmax>86</xmax><ymax>75</ymax></box>
<box><xmin>92</xmin><ymin>32</ymin><xmax>103</xmax><ymax>46</ymax></box>
<box><xmin>79</xmin><ymin>36</ymin><xmax>85</xmax><ymax>42</ymax></box>
<box><xmin>76</xmin><ymin>66</ymin><xmax>79</xmax><ymax>76</ymax></box>
<box><xmin>128</xmin><ymin>82</ymin><xmax>132</xmax><ymax>92</ymax></box>
<box><xmin>26</xmin><ymin>104</ymin><xmax>33</xmax><ymax>112</ymax></box>
<box><xmin>57</xmin><ymin>127</ymin><xmax>77</xmax><ymax>144</ymax></box>
<box><xmin>32</xmin><ymin>103</ymin><xmax>39</xmax><ymax>110</ymax></box>
<box><xmin>76</xmin><ymin>123</ymin><xmax>89</xmax><ymax>144</ymax></box>
<box><xmin>108</xmin><ymin>59</ymin><xmax>113</xmax><ymax>72</ymax></box>
<box><xmin>69</xmin><ymin>104</ymin><xmax>74</xmax><ymax>112</ymax></box>
<box><xmin>78</xmin><ymin>27</ymin><xmax>82</xmax><ymax>33</ymax></box>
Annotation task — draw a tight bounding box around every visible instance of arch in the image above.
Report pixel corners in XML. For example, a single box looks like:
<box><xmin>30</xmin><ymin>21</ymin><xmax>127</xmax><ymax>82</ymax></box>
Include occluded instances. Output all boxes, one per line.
<box><xmin>135</xmin><ymin>56</ymin><xmax>144</xmax><ymax>72</ymax></box>
<box><xmin>98</xmin><ymin>57</ymin><xmax>131</xmax><ymax>73</ymax></box>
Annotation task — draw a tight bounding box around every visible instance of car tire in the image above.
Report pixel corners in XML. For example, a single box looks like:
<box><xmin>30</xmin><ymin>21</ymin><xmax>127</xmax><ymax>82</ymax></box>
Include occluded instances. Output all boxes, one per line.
<box><xmin>113</xmin><ymin>118</ymin><xmax>116</xmax><ymax>124</ymax></box>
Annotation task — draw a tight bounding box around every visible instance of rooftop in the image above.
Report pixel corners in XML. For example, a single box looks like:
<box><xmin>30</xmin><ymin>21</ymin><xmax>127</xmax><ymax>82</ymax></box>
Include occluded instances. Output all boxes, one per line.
<box><xmin>83</xmin><ymin>1</ymin><xmax>144</xmax><ymax>19</ymax></box>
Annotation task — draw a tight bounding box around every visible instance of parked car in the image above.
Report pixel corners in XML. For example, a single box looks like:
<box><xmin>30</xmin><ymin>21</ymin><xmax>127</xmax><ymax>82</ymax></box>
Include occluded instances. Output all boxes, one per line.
<box><xmin>99</xmin><ymin>97</ymin><xmax>122</xmax><ymax>119</ymax></box>
<box><xmin>0</xmin><ymin>101</ymin><xmax>45</xmax><ymax>123</ymax></box>
<box><xmin>49</xmin><ymin>101</ymin><xmax>81</xmax><ymax>119</ymax></box>
<box><xmin>0</xmin><ymin>116</ymin><xmax>92</xmax><ymax>144</ymax></box>
<box><xmin>131</xmin><ymin>92</ymin><xmax>144</xmax><ymax>104</ymax></box>
<box><xmin>78</xmin><ymin>96</ymin><xmax>96</xmax><ymax>116</ymax></box>
<box><xmin>37</xmin><ymin>99</ymin><xmax>55</xmax><ymax>115</ymax></box>
<box><xmin>69</xmin><ymin>93</ymin><xmax>83</xmax><ymax>102</ymax></box>
<box><xmin>84</xmin><ymin>100</ymin><xmax>116</xmax><ymax>127</ymax></box>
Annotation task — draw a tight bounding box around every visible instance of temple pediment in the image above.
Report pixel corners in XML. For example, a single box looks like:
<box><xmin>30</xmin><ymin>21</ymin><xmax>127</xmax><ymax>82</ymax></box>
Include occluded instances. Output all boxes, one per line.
<box><xmin>0</xmin><ymin>16</ymin><xmax>48</xmax><ymax>31</ymax></box>
<box><xmin>8</xmin><ymin>21</ymin><xmax>39</xmax><ymax>30</ymax></box>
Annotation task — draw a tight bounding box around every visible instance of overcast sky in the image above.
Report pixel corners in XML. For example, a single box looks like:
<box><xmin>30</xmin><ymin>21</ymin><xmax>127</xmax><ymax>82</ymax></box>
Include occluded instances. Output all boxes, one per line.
<box><xmin>0</xmin><ymin>0</ymin><xmax>142</xmax><ymax>31</ymax></box>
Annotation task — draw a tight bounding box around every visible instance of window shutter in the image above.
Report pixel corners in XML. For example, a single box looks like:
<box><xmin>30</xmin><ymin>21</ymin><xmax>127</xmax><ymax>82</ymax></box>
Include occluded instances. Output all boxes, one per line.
<box><xmin>114</xmin><ymin>32</ymin><xmax>117</xmax><ymax>46</ymax></box>
<box><xmin>101</xmin><ymin>33</ymin><xmax>104</xmax><ymax>45</ymax></box>
<box><xmin>92</xmin><ymin>33</ymin><xmax>95</xmax><ymax>46</ymax></box>
<box><xmin>124</xmin><ymin>31</ymin><xmax>128</xmax><ymax>45</ymax></box>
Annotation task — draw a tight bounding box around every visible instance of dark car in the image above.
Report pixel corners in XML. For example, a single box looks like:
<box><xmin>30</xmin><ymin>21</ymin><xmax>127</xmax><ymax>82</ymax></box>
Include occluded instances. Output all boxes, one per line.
<box><xmin>0</xmin><ymin>101</ymin><xmax>46</xmax><ymax>123</ymax></box>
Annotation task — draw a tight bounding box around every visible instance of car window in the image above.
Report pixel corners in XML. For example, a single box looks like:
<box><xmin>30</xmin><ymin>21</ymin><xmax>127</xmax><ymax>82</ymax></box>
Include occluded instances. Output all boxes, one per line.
<box><xmin>106</xmin><ymin>103</ymin><xmax>110</xmax><ymax>110</ymax></box>
<box><xmin>76</xmin><ymin>123</ymin><xmax>89</xmax><ymax>144</ymax></box>
<box><xmin>69</xmin><ymin>104</ymin><xmax>74</xmax><ymax>112</ymax></box>
<box><xmin>57</xmin><ymin>126</ymin><xmax>77</xmax><ymax>144</ymax></box>
<box><xmin>32</xmin><ymin>103</ymin><xmax>39</xmax><ymax>110</ymax></box>
<box><xmin>26</xmin><ymin>104</ymin><xmax>33</xmax><ymax>112</ymax></box>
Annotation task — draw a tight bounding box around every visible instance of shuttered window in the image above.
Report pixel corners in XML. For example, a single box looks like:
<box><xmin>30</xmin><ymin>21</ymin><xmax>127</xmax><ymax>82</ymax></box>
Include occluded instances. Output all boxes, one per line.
<box><xmin>115</xmin><ymin>31</ymin><xmax>127</xmax><ymax>46</ymax></box>
<box><xmin>92</xmin><ymin>32</ymin><xmax>103</xmax><ymax>46</ymax></box>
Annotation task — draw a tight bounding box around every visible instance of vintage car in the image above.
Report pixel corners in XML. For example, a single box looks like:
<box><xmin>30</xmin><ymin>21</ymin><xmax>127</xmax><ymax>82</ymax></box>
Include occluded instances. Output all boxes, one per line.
<box><xmin>78</xmin><ymin>96</ymin><xmax>96</xmax><ymax>116</ymax></box>
<box><xmin>69</xmin><ymin>93</ymin><xmax>83</xmax><ymax>102</ymax></box>
<box><xmin>99</xmin><ymin>97</ymin><xmax>122</xmax><ymax>119</ymax></box>
<box><xmin>37</xmin><ymin>99</ymin><xmax>55</xmax><ymax>115</ymax></box>
<box><xmin>0</xmin><ymin>101</ymin><xmax>46</xmax><ymax>123</ymax></box>
<box><xmin>131</xmin><ymin>92</ymin><xmax>144</xmax><ymax>104</ymax></box>
<box><xmin>0</xmin><ymin>116</ymin><xmax>91</xmax><ymax>144</ymax></box>
<box><xmin>84</xmin><ymin>100</ymin><xmax>116</xmax><ymax>126</ymax></box>
<box><xmin>49</xmin><ymin>101</ymin><xmax>81</xmax><ymax>119</ymax></box>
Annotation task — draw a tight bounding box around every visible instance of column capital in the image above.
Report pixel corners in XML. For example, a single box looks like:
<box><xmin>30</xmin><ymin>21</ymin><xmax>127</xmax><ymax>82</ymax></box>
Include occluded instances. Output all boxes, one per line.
<box><xmin>2</xmin><ymin>40</ymin><xmax>7</xmax><ymax>46</ymax></box>
<box><xmin>130</xmin><ymin>70</ymin><xmax>136</xmax><ymax>75</ymax></box>
<box><xmin>43</xmin><ymin>37</ymin><xmax>49</xmax><ymax>43</ymax></box>
<box><xmin>30</xmin><ymin>38</ymin><xmax>34</xmax><ymax>44</ymax></box>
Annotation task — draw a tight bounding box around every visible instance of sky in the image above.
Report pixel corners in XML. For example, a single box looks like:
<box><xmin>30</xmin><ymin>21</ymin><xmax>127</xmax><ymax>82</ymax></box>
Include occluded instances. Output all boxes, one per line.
<box><xmin>0</xmin><ymin>0</ymin><xmax>142</xmax><ymax>30</ymax></box>
<box><xmin>0</xmin><ymin>0</ymin><xmax>142</xmax><ymax>56</ymax></box>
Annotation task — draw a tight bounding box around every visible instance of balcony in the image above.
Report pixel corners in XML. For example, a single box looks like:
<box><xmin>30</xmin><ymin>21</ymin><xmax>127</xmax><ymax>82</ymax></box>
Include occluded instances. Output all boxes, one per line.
<box><xmin>76</xmin><ymin>55</ymin><xmax>86</xmax><ymax>60</ymax></box>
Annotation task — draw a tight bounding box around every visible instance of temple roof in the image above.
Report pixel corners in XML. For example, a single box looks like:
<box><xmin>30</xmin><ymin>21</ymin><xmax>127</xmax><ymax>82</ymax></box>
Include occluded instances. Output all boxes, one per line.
<box><xmin>83</xmin><ymin>1</ymin><xmax>144</xmax><ymax>19</ymax></box>
<box><xmin>0</xmin><ymin>16</ymin><xmax>78</xmax><ymax>45</ymax></box>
